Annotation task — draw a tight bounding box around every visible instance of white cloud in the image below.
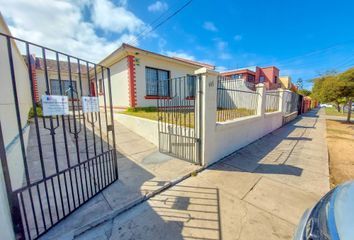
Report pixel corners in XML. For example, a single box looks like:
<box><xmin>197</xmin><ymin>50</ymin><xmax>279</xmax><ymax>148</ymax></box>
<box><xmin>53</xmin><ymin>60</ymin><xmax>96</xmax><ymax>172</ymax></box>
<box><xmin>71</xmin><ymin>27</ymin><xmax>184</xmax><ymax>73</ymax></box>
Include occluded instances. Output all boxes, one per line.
<box><xmin>148</xmin><ymin>1</ymin><xmax>168</xmax><ymax>12</ymax></box>
<box><xmin>164</xmin><ymin>50</ymin><xmax>196</xmax><ymax>60</ymax></box>
<box><xmin>91</xmin><ymin>0</ymin><xmax>146</xmax><ymax>33</ymax></box>
<box><xmin>213</xmin><ymin>38</ymin><xmax>232</xmax><ymax>60</ymax></box>
<box><xmin>219</xmin><ymin>53</ymin><xmax>232</xmax><ymax>60</ymax></box>
<box><xmin>234</xmin><ymin>34</ymin><xmax>243</xmax><ymax>41</ymax></box>
<box><xmin>203</xmin><ymin>21</ymin><xmax>218</xmax><ymax>32</ymax></box>
<box><xmin>0</xmin><ymin>0</ymin><xmax>148</xmax><ymax>62</ymax></box>
<box><xmin>215</xmin><ymin>66</ymin><xmax>227</xmax><ymax>72</ymax></box>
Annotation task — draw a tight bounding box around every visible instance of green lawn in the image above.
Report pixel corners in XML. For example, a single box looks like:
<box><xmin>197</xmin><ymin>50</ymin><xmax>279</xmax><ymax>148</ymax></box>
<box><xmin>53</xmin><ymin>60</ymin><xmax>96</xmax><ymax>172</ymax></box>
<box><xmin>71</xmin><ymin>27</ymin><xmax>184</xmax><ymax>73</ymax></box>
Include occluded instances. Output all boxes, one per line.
<box><xmin>119</xmin><ymin>107</ymin><xmax>257</xmax><ymax>127</ymax></box>
<box><xmin>325</xmin><ymin>107</ymin><xmax>347</xmax><ymax>117</ymax></box>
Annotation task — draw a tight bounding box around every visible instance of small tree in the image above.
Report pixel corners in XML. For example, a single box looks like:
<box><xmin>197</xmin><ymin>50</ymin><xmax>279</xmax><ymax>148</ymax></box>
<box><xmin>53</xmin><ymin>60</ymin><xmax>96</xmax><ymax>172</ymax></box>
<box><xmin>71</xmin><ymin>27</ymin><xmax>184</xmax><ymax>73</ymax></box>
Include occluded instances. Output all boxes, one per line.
<box><xmin>297</xmin><ymin>89</ymin><xmax>311</xmax><ymax>96</ymax></box>
<box><xmin>312</xmin><ymin>68</ymin><xmax>354</xmax><ymax>122</ymax></box>
<box><xmin>312</xmin><ymin>74</ymin><xmax>342</xmax><ymax>112</ymax></box>
<box><xmin>338</xmin><ymin>68</ymin><xmax>354</xmax><ymax>122</ymax></box>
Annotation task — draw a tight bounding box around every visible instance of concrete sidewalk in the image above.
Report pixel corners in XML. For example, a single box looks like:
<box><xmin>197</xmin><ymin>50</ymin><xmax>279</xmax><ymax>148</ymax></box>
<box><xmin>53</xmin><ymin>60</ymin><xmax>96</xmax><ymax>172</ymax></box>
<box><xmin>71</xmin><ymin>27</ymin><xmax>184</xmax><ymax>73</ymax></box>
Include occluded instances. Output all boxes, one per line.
<box><xmin>74</xmin><ymin>109</ymin><xmax>330</xmax><ymax>240</ymax></box>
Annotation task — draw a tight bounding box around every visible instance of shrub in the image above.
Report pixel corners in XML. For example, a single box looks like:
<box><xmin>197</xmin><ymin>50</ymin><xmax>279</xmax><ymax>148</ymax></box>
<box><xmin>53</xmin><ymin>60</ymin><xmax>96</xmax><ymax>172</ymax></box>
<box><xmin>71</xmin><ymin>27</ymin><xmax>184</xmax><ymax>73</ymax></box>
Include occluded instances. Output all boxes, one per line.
<box><xmin>28</xmin><ymin>103</ymin><xmax>43</xmax><ymax>119</ymax></box>
<box><xmin>126</xmin><ymin>107</ymin><xmax>157</xmax><ymax>112</ymax></box>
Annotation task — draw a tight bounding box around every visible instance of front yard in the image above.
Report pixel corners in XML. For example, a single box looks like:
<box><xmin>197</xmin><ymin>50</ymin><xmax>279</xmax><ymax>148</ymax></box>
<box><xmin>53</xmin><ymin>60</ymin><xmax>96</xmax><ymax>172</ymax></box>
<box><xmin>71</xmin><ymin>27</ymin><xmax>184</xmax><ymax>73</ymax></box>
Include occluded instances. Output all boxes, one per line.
<box><xmin>119</xmin><ymin>107</ymin><xmax>257</xmax><ymax>127</ymax></box>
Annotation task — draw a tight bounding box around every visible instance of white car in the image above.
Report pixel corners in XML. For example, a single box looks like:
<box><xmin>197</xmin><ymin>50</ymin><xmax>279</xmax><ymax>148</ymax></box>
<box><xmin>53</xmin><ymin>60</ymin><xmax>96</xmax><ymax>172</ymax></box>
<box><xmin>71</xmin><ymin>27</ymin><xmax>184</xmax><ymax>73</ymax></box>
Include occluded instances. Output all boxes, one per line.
<box><xmin>320</xmin><ymin>104</ymin><xmax>333</xmax><ymax>108</ymax></box>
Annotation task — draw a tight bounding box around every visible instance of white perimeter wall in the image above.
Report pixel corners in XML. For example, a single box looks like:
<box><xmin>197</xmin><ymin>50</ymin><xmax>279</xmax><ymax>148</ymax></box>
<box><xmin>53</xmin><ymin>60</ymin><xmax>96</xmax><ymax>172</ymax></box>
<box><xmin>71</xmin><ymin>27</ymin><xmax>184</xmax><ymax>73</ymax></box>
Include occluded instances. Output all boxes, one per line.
<box><xmin>0</xmin><ymin>15</ymin><xmax>31</xmax><ymax>240</ymax></box>
<box><xmin>211</xmin><ymin>112</ymin><xmax>283</xmax><ymax>163</ymax></box>
<box><xmin>114</xmin><ymin>113</ymin><xmax>159</xmax><ymax>145</ymax></box>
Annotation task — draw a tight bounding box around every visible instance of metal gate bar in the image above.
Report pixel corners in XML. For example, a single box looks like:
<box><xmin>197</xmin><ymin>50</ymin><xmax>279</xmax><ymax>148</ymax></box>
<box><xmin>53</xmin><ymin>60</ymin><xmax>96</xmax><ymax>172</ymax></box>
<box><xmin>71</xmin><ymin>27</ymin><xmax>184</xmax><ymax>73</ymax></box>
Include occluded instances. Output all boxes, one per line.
<box><xmin>157</xmin><ymin>75</ymin><xmax>201</xmax><ymax>164</ymax></box>
<box><xmin>0</xmin><ymin>33</ymin><xmax>118</xmax><ymax>240</ymax></box>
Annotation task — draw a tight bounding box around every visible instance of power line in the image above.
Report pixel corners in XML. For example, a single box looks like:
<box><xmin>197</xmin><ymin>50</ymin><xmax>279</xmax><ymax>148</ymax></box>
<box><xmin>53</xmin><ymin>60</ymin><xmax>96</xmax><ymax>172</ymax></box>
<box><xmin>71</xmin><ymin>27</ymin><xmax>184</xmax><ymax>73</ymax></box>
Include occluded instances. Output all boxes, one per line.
<box><xmin>126</xmin><ymin>0</ymin><xmax>193</xmax><ymax>46</ymax></box>
<box><xmin>257</xmin><ymin>39</ymin><xmax>354</xmax><ymax>67</ymax></box>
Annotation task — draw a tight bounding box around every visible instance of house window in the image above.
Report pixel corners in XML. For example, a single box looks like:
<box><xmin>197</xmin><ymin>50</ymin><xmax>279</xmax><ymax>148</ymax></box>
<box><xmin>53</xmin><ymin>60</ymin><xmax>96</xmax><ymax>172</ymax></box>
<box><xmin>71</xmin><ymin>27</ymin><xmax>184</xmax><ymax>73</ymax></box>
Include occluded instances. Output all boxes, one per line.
<box><xmin>274</xmin><ymin>76</ymin><xmax>278</xmax><ymax>83</ymax></box>
<box><xmin>50</xmin><ymin>79</ymin><xmax>77</xmax><ymax>98</ymax></box>
<box><xmin>232</xmin><ymin>74</ymin><xmax>243</xmax><ymax>79</ymax></box>
<box><xmin>248</xmin><ymin>75</ymin><xmax>255</xmax><ymax>82</ymax></box>
<box><xmin>98</xmin><ymin>79</ymin><xmax>103</xmax><ymax>94</ymax></box>
<box><xmin>186</xmin><ymin>75</ymin><xmax>196</xmax><ymax>98</ymax></box>
<box><xmin>259</xmin><ymin>76</ymin><xmax>265</xmax><ymax>82</ymax></box>
<box><xmin>146</xmin><ymin>67</ymin><xmax>170</xmax><ymax>96</ymax></box>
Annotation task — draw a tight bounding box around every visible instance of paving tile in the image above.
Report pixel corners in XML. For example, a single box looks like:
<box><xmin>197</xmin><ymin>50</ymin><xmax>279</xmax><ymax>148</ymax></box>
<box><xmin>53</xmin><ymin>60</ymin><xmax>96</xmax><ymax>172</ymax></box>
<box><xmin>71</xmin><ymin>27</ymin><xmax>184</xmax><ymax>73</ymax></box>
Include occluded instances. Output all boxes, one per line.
<box><xmin>244</xmin><ymin>177</ymin><xmax>320</xmax><ymax>225</ymax></box>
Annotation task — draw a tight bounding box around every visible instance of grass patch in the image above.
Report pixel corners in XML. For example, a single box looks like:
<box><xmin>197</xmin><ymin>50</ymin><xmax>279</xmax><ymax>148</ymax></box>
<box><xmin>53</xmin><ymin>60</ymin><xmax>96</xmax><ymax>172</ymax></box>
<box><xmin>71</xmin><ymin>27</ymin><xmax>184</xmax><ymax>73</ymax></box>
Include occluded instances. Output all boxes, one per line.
<box><xmin>119</xmin><ymin>107</ymin><xmax>257</xmax><ymax>127</ymax></box>
<box><xmin>325</xmin><ymin>107</ymin><xmax>346</xmax><ymax>117</ymax></box>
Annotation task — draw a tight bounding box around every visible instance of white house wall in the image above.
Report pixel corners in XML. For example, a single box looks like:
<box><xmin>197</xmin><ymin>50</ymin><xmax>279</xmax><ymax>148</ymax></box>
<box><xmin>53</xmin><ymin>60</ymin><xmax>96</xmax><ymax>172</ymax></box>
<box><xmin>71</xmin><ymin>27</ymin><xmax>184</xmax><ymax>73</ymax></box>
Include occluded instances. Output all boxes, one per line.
<box><xmin>102</xmin><ymin>57</ymin><xmax>129</xmax><ymax>108</ymax></box>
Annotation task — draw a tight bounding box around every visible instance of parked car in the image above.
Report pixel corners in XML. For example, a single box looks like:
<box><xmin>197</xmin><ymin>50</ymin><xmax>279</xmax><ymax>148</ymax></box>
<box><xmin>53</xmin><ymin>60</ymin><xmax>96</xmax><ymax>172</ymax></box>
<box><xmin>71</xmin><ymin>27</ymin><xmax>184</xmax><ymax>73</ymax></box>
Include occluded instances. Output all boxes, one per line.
<box><xmin>320</xmin><ymin>104</ymin><xmax>333</xmax><ymax>108</ymax></box>
<box><xmin>293</xmin><ymin>181</ymin><xmax>354</xmax><ymax>240</ymax></box>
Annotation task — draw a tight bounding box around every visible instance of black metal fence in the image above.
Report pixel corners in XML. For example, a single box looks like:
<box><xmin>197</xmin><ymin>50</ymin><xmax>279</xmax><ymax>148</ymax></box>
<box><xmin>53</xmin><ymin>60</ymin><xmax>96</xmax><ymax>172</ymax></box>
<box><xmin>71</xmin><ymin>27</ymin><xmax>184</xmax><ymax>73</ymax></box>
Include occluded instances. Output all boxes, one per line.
<box><xmin>265</xmin><ymin>91</ymin><xmax>280</xmax><ymax>112</ymax></box>
<box><xmin>157</xmin><ymin>75</ymin><xmax>201</xmax><ymax>164</ymax></box>
<box><xmin>217</xmin><ymin>77</ymin><xmax>258</xmax><ymax>122</ymax></box>
<box><xmin>284</xmin><ymin>92</ymin><xmax>300</xmax><ymax>114</ymax></box>
<box><xmin>0</xmin><ymin>33</ymin><xmax>117</xmax><ymax>240</ymax></box>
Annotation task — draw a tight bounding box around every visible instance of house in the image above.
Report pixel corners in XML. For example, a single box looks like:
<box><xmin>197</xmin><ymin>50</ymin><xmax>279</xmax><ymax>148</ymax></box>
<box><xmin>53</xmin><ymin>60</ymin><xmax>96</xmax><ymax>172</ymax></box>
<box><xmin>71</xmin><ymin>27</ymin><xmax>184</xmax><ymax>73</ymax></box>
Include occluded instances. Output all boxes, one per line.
<box><xmin>279</xmin><ymin>76</ymin><xmax>298</xmax><ymax>91</ymax></box>
<box><xmin>220</xmin><ymin>66</ymin><xmax>281</xmax><ymax>90</ymax></box>
<box><xmin>26</xmin><ymin>56</ymin><xmax>90</xmax><ymax>103</ymax></box>
<box><xmin>97</xmin><ymin>43</ymin><xmax>215</xmax><ymax>109</ymax></box>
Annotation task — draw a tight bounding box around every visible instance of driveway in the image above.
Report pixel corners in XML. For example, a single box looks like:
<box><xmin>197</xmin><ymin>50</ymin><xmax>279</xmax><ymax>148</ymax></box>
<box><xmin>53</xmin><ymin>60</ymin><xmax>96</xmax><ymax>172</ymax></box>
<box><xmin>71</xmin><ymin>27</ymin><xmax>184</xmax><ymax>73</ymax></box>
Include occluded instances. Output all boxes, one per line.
<box><xmin>75</xmin><ymin>109</ymin><xmax>330</xmax><ymax>240</ymax></box>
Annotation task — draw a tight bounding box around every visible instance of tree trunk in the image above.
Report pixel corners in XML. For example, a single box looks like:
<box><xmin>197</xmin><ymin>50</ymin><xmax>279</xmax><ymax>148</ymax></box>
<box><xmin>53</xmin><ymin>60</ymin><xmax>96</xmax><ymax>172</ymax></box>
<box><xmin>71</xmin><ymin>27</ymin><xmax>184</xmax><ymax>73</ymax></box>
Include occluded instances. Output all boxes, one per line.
<box><xmin>347</xmin><ymin>98</ymin><xmax>352</xmax><ymax>123</ymax></box>
<box><xmin>335</xmin><ymin>102</ymin><xmax>340</xmax><ymax>112</ymax></box>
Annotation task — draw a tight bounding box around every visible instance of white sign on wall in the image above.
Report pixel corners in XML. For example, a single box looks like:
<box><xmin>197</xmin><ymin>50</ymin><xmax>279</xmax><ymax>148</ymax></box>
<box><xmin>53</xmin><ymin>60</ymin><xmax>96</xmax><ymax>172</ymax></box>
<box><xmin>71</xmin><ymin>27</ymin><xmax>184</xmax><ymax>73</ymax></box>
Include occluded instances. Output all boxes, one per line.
<box><xmin>82</xmin><ymin>97</ymin><xmax>99</xmax><ymax>113</ymax></box>
<box><xmin>42</xmin><ymin>95</ymin><xmax>69</xmax><ymax>116</ymax></box>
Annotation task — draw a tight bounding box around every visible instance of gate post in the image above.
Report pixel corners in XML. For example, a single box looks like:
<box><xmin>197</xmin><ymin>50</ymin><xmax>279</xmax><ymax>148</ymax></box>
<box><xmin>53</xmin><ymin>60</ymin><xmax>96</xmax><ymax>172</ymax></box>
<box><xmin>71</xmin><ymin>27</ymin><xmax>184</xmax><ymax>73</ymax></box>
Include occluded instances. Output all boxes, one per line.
<box><xmin>194</xmin><ymin>68</ymin><xmax>218</xmax><ymax>166</ymax></box>
<box><xmin>278</xmin><ymin>88</ymin><xmax>285</xmax><ymax>113</ymax></box>
<box><xmin>256</xmin><ymin>83</ymin><xmax>266</xmax><ymax>116</ymax></box>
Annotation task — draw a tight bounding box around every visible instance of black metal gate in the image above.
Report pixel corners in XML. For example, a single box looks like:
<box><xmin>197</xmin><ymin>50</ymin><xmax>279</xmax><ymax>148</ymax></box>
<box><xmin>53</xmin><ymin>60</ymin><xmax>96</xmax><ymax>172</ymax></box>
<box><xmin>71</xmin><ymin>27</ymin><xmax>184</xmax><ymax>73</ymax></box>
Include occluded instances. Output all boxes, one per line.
<box><xmin>157</xmin><ymin>75</ymin><xmax>201</xmax><ymax>164</ymax></box>
<box><xmin>0</xmin><ymin>33</ymin><xmax>118</xmax><ymax>240</ymax></box>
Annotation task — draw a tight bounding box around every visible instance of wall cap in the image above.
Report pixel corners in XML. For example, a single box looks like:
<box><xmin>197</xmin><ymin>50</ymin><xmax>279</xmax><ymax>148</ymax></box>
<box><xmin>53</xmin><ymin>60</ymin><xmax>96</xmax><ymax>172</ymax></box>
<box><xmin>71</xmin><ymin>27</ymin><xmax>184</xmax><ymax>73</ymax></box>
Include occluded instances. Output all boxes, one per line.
<box><xmin>194</xmin><ymin>67</ymin><xmax>219</xmax><ymax>76</ymax></box>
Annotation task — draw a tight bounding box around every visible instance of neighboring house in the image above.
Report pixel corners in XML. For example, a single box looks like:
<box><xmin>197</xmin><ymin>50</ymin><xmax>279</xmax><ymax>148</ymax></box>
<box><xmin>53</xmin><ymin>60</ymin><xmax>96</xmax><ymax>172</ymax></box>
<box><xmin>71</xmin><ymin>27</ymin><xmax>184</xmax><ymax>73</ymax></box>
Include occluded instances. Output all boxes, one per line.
<box><xmin>279</xmin><ymin>76</ymin><xmax>298</xmax><ymax>91</ymax></box>
<box><xmin>220</xmin><ymin>66</ymin><xmax>281</xmax><ymax>90</ymax></box>
<box><xmin>97</xmin><ymin>43</ymin><xmax>215</xmax><ymax>109</ymax></box>
<box><xmin>26</xmin><ymin>56</ymin><xmax>90</xmax><ymax>102</ymax></box>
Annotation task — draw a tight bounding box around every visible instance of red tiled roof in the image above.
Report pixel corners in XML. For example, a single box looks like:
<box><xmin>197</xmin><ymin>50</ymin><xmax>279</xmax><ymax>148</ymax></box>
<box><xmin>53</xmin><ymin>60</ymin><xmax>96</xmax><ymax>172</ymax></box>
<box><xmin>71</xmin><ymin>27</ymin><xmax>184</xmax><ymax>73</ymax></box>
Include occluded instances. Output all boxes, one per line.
<box><xmin>23</xmin><ymin>56</ymin><xmax>89</xmax><ymax>74</ymax></box>
<box><xmin>100</xmin><ymin>43</ymin><xmax>216</xmax><ymax>70</ymax></box>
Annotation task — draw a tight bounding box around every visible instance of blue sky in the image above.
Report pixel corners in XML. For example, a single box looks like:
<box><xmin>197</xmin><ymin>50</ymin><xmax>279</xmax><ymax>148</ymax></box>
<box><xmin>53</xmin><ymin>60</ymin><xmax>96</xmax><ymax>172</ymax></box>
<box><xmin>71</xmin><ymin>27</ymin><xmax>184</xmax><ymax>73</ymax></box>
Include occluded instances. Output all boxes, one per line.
<box><xmin>2</xmin><ymin>0</ymin><xmax>354</xmax><ymax>89</ymax></box>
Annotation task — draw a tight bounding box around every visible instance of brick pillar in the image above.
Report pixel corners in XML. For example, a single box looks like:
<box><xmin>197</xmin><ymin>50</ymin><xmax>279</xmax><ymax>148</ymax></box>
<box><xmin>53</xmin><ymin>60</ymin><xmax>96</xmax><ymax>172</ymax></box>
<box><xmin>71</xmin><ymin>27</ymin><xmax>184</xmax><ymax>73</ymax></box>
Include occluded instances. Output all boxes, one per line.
<box><xmin>127</xmin><ymin>55</ymin><xmax>137</xmax><ymax>108</ymax></box>
<box><xmin>29</xmin><ymin>55</ymin><xmax>39</xmax><ymax>103</ymax></box>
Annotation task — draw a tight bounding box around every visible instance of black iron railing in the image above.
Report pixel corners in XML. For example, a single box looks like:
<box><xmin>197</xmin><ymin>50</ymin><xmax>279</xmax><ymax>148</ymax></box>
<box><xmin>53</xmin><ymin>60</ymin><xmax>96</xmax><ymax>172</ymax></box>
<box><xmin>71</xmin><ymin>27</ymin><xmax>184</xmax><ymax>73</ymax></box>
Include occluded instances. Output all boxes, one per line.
<box><xmin>217</xmin><ymin>77</ymin><xmax>259</xmax><ymax>122</ymax></box>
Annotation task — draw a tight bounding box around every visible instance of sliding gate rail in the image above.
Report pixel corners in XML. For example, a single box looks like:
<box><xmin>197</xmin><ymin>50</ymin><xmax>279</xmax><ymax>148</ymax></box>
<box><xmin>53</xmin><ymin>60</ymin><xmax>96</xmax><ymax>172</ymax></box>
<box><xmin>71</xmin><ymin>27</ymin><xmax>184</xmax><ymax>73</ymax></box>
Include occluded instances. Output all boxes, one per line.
<box><xmin>0</xmin><ymin>33</ymin><xmax>118</xmax><ymax>240</ymax></box>
<box><xmin>157</xmin><ymin>75</ymin><xmax>201</xmax><ymax>165</ymax></box>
